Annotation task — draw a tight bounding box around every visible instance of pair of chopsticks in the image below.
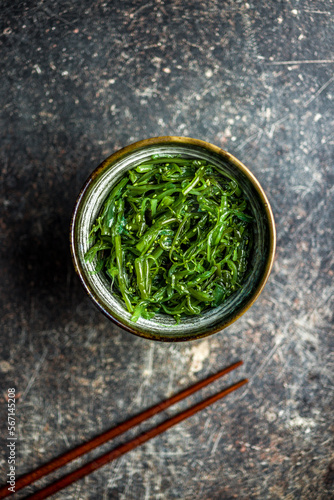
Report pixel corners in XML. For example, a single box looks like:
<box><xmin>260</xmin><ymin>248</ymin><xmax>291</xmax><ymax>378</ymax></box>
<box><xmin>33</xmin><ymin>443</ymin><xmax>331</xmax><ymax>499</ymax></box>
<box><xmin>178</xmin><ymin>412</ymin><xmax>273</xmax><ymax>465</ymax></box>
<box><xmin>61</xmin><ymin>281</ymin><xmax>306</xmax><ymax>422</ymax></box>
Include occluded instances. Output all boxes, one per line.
<box><xmin>0</xmin><ymin>360</ymin><xmax>247</xmax><ymax>500</ymax></box>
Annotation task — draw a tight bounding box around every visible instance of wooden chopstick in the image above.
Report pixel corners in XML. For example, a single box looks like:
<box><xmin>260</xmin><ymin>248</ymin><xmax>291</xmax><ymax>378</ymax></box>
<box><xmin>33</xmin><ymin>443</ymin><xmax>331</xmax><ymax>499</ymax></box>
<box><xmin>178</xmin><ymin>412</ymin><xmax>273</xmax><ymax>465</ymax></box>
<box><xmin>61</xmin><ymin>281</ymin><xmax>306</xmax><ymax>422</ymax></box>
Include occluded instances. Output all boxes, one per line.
<box><xmin>0</xmin><ymin>361</ymin><xmax>246</xmax><ymax>499</ymax></box>
<box><xmin>26</xmin><ymin>379</ymin><xmax>248</xmax><ymax>500</ymax></box>
<box><xmin>0</xmin><ymin>360</ymin><xmax>243</xmax><ymax>497</ymax></box>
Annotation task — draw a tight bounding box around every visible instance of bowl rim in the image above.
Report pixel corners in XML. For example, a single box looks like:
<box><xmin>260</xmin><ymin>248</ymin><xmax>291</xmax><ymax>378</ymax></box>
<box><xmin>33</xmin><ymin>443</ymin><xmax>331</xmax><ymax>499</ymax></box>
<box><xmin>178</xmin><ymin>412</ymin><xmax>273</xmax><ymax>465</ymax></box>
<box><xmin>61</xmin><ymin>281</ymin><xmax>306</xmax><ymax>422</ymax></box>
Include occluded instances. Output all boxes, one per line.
<box><xmin>70</xmin><ymin>136</ymin><xmax>276</xmax><ymax>342</ymax></box>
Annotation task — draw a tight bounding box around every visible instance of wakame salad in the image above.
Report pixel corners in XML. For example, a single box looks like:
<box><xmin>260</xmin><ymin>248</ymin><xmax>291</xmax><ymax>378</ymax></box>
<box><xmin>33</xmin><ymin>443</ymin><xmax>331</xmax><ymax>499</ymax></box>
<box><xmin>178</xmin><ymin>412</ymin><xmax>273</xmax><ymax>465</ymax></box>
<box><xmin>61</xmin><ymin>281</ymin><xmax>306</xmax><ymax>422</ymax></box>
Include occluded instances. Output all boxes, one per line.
<box><xmin>85</xmin><ymin>155</ymin><xmax>254</xmax><ymax>323</ymax></box>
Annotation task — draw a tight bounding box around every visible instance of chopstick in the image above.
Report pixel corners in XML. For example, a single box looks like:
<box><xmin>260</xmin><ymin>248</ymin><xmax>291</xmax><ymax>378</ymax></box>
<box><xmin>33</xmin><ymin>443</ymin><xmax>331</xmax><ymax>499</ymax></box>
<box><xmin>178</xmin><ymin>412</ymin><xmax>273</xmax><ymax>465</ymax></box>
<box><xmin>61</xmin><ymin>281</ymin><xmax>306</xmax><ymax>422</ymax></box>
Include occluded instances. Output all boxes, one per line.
<box><xmin>27</xmin><ymin>379</ymin><xmax>247</xmax><ymax>500</ymax></box>
<box><xmin>0</xmin><ymin>360</ymin><xmax>247</xmax><ymax>499</ymax></box>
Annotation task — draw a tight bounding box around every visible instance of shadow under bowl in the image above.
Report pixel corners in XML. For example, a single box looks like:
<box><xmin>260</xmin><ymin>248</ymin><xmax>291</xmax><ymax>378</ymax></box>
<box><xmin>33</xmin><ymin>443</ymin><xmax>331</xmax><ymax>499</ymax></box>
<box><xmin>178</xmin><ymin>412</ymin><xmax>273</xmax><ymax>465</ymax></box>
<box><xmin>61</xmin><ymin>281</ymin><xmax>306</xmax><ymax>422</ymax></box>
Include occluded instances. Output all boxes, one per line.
<box><xmin>70</xmin><ymin>136</ymin><xmax>276</xmax><ymax>342</ymax></box>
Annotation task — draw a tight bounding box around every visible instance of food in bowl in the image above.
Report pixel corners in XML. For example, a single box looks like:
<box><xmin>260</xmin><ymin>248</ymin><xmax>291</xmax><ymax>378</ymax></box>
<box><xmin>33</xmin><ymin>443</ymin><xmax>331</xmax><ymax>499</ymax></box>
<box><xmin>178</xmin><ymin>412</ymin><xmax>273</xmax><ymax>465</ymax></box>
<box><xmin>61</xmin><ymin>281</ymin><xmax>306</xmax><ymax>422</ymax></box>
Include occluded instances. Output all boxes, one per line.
<box><xmin>84</xmin><ymin>155</ymin><xmax>254</xmax><ymax>323</ymax></box>
<box><xmin>70</xmin><ymin>137</ymin><xmax>275</xmax><ymax>341</ymax></box>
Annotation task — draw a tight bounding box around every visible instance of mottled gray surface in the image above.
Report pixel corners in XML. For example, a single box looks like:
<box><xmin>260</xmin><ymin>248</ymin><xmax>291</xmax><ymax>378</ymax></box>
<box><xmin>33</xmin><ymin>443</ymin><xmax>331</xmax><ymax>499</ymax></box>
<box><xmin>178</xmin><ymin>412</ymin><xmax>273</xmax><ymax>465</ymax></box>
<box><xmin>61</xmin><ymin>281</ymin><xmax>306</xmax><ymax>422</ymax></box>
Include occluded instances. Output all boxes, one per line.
<box><xmin>0</xmin><ymin>1</ymin><xmax>333</xmax><ymax>499</ymax></box>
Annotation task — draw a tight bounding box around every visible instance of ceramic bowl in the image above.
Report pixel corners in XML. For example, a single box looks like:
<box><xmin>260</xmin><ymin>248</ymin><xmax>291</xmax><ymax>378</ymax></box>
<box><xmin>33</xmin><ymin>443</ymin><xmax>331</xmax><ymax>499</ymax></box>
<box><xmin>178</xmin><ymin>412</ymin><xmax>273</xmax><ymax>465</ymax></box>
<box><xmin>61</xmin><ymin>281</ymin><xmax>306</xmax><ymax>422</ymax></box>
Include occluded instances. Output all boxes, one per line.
<box><xmin>70</xmin><ymin>136</ymin><xmax>276</xmax><ymax>342</ymax></box>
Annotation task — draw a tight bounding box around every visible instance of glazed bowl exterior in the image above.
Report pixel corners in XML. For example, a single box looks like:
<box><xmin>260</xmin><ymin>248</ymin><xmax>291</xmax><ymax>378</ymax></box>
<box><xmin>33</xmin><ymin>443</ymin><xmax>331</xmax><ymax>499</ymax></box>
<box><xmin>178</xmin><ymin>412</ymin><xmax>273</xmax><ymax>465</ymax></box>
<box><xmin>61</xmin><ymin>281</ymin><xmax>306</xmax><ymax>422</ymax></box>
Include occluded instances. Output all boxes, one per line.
<box><xmin>70</xmin><ymin>136</ymin><xmax>276</xmax><ymax>342</ymax></box>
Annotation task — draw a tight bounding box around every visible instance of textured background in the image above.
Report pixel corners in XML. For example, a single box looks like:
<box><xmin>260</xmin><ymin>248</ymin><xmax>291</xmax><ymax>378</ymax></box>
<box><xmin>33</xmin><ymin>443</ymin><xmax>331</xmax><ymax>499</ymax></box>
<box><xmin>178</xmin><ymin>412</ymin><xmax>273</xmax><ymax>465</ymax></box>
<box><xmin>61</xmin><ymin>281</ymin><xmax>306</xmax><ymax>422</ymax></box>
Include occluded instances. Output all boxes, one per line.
<box><xmin>0</xmin><ymin>1</ymin><xmax>333</xmax><ymax>499</ymax></box>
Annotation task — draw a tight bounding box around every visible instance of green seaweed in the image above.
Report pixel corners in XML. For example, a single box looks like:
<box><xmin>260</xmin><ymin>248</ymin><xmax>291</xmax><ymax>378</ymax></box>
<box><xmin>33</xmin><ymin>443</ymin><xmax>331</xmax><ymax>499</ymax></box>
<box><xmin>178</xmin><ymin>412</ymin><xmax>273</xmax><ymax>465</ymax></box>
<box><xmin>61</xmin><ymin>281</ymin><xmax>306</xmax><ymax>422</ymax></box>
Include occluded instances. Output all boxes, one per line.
<box><xmin>85</xmin><ymin>157</ymin><xmax>254</xmax><ymax>322</ymax></box>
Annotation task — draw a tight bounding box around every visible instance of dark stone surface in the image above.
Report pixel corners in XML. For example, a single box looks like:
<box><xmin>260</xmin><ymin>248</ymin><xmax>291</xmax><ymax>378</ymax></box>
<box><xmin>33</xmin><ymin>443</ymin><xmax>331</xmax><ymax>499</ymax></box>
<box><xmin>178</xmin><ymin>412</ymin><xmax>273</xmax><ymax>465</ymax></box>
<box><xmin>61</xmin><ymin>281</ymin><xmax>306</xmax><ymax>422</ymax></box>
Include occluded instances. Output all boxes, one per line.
<box><xmin>0</xmin><ymin>1</ymin><xmax>333</xmax><ymax>499</ymax></box>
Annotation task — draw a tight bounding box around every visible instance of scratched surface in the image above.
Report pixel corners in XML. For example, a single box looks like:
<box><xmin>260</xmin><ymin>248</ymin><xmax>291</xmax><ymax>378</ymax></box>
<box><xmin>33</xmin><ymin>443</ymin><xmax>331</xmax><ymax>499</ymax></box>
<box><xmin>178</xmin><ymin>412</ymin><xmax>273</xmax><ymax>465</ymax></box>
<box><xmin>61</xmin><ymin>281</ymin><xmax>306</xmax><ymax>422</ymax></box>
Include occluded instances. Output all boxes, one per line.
<box><xmin>0</xmin><ymin>1</ymin><xmax>333</xmax><ymax>499</ymax></box>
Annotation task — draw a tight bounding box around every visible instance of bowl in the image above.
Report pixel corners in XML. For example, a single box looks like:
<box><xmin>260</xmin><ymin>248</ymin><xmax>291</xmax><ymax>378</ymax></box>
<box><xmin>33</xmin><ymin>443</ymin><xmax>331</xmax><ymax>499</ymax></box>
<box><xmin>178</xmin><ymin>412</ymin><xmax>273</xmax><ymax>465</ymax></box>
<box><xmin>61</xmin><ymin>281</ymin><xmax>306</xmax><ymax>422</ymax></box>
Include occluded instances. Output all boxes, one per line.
<box><xmin>70</xmin><ymin>136</ymin><xmax>276</xmax><ymax>342</ymax></box>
